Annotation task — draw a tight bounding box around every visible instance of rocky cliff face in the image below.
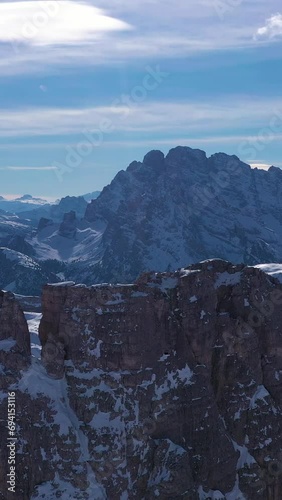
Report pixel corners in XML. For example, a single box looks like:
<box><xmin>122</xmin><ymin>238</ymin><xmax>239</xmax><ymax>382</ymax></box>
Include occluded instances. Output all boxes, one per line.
<box><xmin>0</xmin><ymin>290</ymin><xmax>30</xmax><ymax>374</ymax></box>
<box><xmin>2</xmin><ymin>261</ymin><xmax>282</xmax><ymax>498</ymax></box>
<box><xmin>0</xmin><ymin>291</ymin><xmax>31</xmax><ymax>499</ymax></box>
<box><xmin>58</xmin><ymin>210</ymin><xmax>77</xmax><ymax>239</ymax></box>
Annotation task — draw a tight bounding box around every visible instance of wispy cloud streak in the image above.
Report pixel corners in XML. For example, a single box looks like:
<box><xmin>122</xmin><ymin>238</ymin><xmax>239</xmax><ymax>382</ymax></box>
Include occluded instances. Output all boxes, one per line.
<box><xmin>0</xmin><ymin>98</ymin><xmax>282</xmax><ymax>138</ymax></box>
<box><xmin>0</xmin><ymin>166</ymin><xmax>57</xmax><ymax>171</ymax></box>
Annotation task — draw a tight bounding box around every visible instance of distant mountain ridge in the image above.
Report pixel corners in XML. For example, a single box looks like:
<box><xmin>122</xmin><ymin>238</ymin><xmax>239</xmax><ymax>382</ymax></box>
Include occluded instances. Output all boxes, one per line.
<box><xmin>0</xmin><ymin>193</ymin><xmax>99</xmax><ymax>293</ymax></box>
<box><xmin>2</xmin><ymin>146</ymin><xmax>282</xmax><ymax>293</ymax></box>
<box><xmin>0</xmin><ymin>194</ymin><xmax>49</xmax><ymax>214</ymax></box>
<box><xmin>0</xmin><ymin>191</ymin><xmax>101</xmax><ymax>220</ymax></box>
<box><xmin>82</xmin><ymin>191</ymin><xmax>102</xmax><ymax>202</ymax></box>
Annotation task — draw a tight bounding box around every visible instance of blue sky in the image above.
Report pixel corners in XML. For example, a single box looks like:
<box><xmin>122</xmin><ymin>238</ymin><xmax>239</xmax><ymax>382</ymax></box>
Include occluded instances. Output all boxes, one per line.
<box><xmin>1</xmin><ymin>0</ymin><xmax>282</xmax><ymax>199</ymax></box>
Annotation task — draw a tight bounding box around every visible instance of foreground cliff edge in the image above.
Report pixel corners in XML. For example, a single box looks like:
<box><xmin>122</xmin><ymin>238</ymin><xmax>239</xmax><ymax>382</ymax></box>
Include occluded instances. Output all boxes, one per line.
<box><xmin>1</xmin><ymin>260</ymin><xmax>282</xmax><ymax>499</ymax></box>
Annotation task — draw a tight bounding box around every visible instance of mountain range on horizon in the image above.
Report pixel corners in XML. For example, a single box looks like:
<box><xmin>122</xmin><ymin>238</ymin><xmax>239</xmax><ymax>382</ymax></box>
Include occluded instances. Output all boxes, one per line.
<box><xmin>1</xmin><ymin>145</ymin><xmax>282</xmax><ymax>295</ymax></box>
<box><xmin>0</xmin><ymin>190</ymin><xmax>101</xmax><ymax>214</ymax></box>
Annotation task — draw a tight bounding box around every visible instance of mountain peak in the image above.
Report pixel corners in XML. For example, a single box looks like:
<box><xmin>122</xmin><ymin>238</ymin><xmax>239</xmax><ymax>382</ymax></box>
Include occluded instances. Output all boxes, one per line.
<box><xmin>143</xmin><ymin>149</ymin><xmax>165</xmax><ymax>169</ymax></box>
<box><xmin>268</xmin><ymin>165</ymin><xmax>282</xmax><ymax>175</ymax></box>
<box><xmin>166</xmin><ymin>146</ymin><xmax>207</xmax><ymax>165</ymax></box>
<box><xmin>210</xmin><ymin>151</ymin><xmax>240</xmax><ymax>162</ymax></box>
<box><xmin>16</xmin><ymin>194</ymin><xmax>33</xmax><ymax>201</ymax></box>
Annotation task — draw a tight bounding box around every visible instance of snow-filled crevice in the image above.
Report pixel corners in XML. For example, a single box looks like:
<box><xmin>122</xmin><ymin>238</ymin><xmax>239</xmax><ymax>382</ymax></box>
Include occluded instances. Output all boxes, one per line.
<box><xmin>24</xmin><ymin>311</ymin><xmax>42</xmax><ymax>359</ymax></box>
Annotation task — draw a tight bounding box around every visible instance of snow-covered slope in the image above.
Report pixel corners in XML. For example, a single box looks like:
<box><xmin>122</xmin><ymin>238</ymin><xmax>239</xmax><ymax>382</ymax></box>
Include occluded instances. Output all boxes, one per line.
<box><xmin>0</xmin><ymin>248</ymin><xmax>60</xmax><ymax>295</ymax></box>
<box><xmin>255</xmin><ymin>263</ymin><xmax>282</xmax><ymax>283</ymax></box>
<box><xmin>0</xmin><ymin>211</ymin><xmax>35</xmax><ymax>260</ymax></box>
<box><xmin>30</xmin><ymin>218</ymin><xmax>105</xmax><ymax>262</ymax></box>
<box><xmin>25</xmin><ymin>311</ymin><xmax>42</xmax><ymax>358</ymax></box>
<box><xmin>0</xmin><ymin>211</ymin><xmax>32</xmax><ymax>238</ymax></box>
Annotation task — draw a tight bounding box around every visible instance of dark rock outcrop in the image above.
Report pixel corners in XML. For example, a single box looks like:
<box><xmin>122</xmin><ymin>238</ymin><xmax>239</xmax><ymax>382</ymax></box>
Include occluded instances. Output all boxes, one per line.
<box><xmin>0</xmin><ymin>290</ymin><xmax>30</xmax><ymax>374</ymax></box>
<box><xmin>53</xmin><ymin>196</ymin><xmax>87</xmax><ymax>220</ymax></box>
<box><xmin>37</xmin><ymin>217</ymin><xmax>54</xmax><ymax>233</ymax></box>
<box><xmin>58</xmin><ymin>211</ymin><xmax>77</xmax><ymax>239</ymax></box>
<box><xmin>0</xmin><ymin>292</ymin><xmax>30</xmax><ymax>499</ymax></box>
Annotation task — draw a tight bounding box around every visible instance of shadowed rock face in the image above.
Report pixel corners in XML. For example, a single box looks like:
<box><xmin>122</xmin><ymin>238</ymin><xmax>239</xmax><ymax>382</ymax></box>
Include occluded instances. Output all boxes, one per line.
<box><xmin>58</xmin><ymin>210</ymin><xmax>77</xmax><ymax>239</ymax></box>
<box><xmin>0</xmin><ymin>292</ymin><xmax>30</xmax><ymax>500</ymax></box>
<box><xmin>0</xmin><ymin>291</ymin><xmax>30</xmax><ymax>374</ymax></box>
<box><xmin>2</xmin><ymin>261</ymin><xmax>282</xmax><ymax>499</ymax></box>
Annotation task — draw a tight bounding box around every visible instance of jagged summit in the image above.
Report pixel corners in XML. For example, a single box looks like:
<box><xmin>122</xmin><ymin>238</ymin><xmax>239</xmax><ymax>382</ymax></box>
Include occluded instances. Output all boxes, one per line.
<box><xmin>143</xmin><ymin>149</ymin><xmax>165</xmax><ymax>168</ymax></box>
<box><xmin>111</xmin><ymin>147</ymin><xmax>240</xmax><ymax>183</ymax></box>
<box><xmin>268</xmin><ymin>164</ymin><xmax>282</xmax><ymax>175</ymax></box>
<box><xmin>16</xmin><ymin>194</ymin><xmax>33</xmax><ymax>201</ymax></box>
<box><xmin>93</xmin><ymin>147</ymin><xmax>254</xmax><ymax>198</ymax></box>
<box><xmin>166</xmin><ymin>145</ymin><xmax>207</xmax><ymax>165</ymax></box>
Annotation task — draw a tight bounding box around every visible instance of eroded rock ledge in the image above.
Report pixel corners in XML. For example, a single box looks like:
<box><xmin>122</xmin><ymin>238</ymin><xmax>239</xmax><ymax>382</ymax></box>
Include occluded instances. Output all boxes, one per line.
<box><xmin>2</xmin><ymin>260</ymin><xmax>282</xmax><ymax>499</ymax></box>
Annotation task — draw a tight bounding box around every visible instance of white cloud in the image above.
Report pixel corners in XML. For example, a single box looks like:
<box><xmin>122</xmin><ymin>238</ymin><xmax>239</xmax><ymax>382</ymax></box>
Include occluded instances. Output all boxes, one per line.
<box><xmin>0</xmin><ymin>1</ymin><xmax>131</xmax><ymax>47</ymax></box>
<box><xmin>255</xmin><ymin>13</ymin><xmax>282</xmax><ymax>40</ymax></box>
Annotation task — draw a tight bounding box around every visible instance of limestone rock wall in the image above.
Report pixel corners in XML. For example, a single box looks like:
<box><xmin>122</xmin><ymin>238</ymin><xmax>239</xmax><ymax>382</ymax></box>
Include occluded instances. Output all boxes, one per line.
<box><xmin>2</xmin><ymin>261</ymin><xmax>282</xmax><ymax>499</ymax></box>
